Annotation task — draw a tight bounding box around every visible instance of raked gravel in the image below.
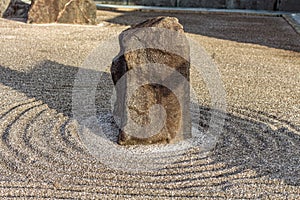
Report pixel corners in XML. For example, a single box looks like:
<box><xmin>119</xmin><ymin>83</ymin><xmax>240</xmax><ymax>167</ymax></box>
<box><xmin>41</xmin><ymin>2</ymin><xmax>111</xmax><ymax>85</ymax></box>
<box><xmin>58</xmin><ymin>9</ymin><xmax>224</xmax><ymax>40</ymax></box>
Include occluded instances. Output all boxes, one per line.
<box><xmin>0</xmin><ymin>10</ymin><xmax>299</xmax><ymax>199</ymax></box>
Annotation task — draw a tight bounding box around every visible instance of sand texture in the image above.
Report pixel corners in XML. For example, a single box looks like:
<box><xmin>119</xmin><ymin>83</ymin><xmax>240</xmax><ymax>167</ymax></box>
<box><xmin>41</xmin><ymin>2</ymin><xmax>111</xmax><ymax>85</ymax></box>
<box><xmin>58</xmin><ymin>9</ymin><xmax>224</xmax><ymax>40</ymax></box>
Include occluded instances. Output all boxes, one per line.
<box><xmin>0</xmin><ymin>10</ymin><xmax>299</xmax><ymax>199</ymax></box>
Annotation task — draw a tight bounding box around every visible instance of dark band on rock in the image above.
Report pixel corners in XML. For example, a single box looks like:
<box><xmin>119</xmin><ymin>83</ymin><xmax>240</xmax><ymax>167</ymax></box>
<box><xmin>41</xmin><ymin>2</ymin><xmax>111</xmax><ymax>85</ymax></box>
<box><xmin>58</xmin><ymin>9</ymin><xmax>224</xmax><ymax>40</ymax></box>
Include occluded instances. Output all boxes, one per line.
<box><xmin>111</xmin><ymin>16</ymin><xmax>191</xmax><ymax>145</ymax></box>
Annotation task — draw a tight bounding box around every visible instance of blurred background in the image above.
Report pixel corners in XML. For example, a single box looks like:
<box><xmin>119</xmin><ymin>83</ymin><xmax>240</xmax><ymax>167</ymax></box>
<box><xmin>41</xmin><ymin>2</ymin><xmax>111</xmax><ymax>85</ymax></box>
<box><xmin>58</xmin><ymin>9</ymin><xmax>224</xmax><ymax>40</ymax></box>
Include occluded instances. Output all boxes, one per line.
<box><xmin>95</xmin><ymin>0</ymin><xmax>300</xmax><ymax>11</ymax></box>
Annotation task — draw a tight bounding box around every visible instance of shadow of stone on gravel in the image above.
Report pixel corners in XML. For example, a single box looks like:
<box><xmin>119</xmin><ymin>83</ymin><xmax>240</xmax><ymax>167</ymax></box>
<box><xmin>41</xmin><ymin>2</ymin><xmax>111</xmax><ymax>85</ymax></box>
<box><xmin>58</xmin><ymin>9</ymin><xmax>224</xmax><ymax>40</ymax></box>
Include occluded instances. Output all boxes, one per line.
<box><xmin>0</xmin><ymin>60</ymin><xmax>114</xmax><ymax>117</ymax></box>
<box><xmin>210</xmin><ymin>111</ymin><xmax>300</xmax><ymax>186</ymax></box>
<box><xmin>0</xmin><ymin>60</ymin><xmax>299</xmax><ymax>187</ymax></box>
<box><xmin>98</xmin><ymin>10</ymin><xmax>300</xmax><ymax>52</ymax></box>
<box><xmin>167</xmin><ymin>106</ymin><xmax>300</xmax><ymax>186</ymax></box>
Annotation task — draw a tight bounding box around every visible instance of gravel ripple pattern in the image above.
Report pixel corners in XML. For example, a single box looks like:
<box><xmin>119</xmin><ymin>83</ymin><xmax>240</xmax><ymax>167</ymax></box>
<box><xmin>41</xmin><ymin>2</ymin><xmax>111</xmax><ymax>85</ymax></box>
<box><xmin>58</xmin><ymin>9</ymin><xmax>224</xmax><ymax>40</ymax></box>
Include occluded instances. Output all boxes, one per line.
<box><xmin>0</xmin><ymin>11</ymin><xmax>299</xmax><ymax>199</ymax></box>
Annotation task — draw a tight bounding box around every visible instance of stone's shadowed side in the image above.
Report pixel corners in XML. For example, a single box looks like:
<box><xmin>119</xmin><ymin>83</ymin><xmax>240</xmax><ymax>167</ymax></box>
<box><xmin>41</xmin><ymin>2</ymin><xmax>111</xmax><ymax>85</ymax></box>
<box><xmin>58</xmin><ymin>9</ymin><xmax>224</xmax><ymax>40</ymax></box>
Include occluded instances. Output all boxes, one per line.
<box><xmin>111</xmin><ymin>16</ymin><xmax>191</xmax><ymax>145</ymax></box>
<box><xmin>28</xmin><ymin>0</ymin><xmax>96</xmax><ymax>25</ymax></box>
<box><xmin>1</xmin><ymin>0</ymin><xmax>30</xmax><ymax>21</ymax></box>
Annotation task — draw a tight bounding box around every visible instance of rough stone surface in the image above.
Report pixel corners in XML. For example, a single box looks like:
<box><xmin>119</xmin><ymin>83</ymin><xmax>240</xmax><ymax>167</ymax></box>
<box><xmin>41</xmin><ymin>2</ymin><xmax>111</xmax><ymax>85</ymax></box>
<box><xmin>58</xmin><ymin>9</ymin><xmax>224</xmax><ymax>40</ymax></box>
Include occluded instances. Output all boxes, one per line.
<box><xmin>111</xmin><ymin>17</ymin><xmax>191</xmax><ymax>145</ymax></box>
<box><xmin>0</xmin><ymin>10</ymin><xmax>300</xmax><ymax>198</ymax></box>
<box><xmin>0</xmin><ymin>0</ymin><xmax>11</xmax><ymax>17</ymax></box>
<box><xmin>28</xmin><ymin>0</ymin><xmax>96</xmax><ymax>24</ymax></box>
<box><xmin>2</xmin><ymin>0</ymin><xmax>31</xmax><ymax>22</ymax></box>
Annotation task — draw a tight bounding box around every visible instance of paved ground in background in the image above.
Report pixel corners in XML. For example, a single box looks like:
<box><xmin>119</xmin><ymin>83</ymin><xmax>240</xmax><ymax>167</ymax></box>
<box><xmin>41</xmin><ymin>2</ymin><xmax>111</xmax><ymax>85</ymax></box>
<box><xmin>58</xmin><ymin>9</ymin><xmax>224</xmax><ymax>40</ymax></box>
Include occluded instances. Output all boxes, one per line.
<box><xmin>96</xmin><ymin>3</ymin><xmax>289</xmax><ymax>16</ymax></box>
<box><xmin>291</xmin><ymin>13</ymin><xmax>300</xmax><ymax>31</ymax></box>
<box><xmin>96</xmin><ymin>4</ymin><xmax>300</xmax><ymax>35</ymax></box>
<box><xmin>97</xmin><ymin>10</ymin><xmax>300</xmax><ymax>51</ymax></box>
<box><xmin>293</xmin><ymin>13</ymin><xmax>300</xmax><ymax>23</ymax></box>
<box><xmin>283</xmin><ymin>13</ymin><xmax>300</xmax><ymax>34</ymax></box>
<box><xmin>0</xmin><ymin>10</ymin><xmax>299</xmax><ymax>198</ymax></box>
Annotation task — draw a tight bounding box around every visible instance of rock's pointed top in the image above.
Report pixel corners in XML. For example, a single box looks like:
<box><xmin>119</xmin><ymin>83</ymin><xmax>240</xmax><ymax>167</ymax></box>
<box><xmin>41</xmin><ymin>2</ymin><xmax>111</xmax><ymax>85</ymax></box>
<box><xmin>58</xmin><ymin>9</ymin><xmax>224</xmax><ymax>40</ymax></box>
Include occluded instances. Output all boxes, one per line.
<box><xmin>130</xmin><ymin>16</ymin><xmax>184</xmax><ymax>33</ymax></box>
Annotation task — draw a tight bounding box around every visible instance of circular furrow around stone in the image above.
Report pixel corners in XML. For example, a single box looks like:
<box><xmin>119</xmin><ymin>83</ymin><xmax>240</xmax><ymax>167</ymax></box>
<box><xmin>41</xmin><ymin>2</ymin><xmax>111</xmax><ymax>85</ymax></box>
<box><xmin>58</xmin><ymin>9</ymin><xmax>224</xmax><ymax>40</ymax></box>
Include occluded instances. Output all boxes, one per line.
<box><xmin>24</xmin><ymin>111</ymin><xmax>87</xmax><ymax>164</ymax></box>
<box><xmin>0</xmin><ymin>95</ymin><xmax>299</xmax><ymax>197</ymax></box>
<box><xmin>0</xmin><ymin>98</ymin><xmax>37</xmax><ymax>116</ymax></box>
<box><xmin>22</xmin><ymin>106</ymin><xmax>298</xmax><ymax>189</ymax></box>
<box><xmin>231</xmin><ymin>106</ymin><xmax>300</xmax><ymax>135</ymax></box>
<box><xmin>58</xmin><ymin>119</ymin><xmax>88</xmax><ymax>154</ymax></box>
<box><xmin>14</xmin><ymin>110</ymin><xmax>102</xmax><ymax>181</ymax></box>
<box><xmin>8</xmin><ymin>110</ymin><xmax>94</xmax><ymax>181</ymax></box>
<box><xmin>0</xmin><ymin>133</ymin><xmax>255</xmax><ymax>197</ymax></box>
<box><xmin>21</xmin><ymin>157</ymin><xmax>241</xmax><ymax>192</ymax></box>
<box><xmin>219</xmin><ymin>107</ymin><xmax>300</xmax><ymax>152</ymax></box>
<box><xmin>230</xmin><ymin>178</ymin><xmax>300</xmax><ymax>194</ymax></box>
<box><xmin>0</xmin><ymin>115</ymin><xmax>298</xmax><ymax>197</ymax></box>
<box><xmin>0</xmin><ymin>187</ymin><xmax>118</xmax><ymax>199</ymax></box>
<box><xmin>39</xmin><ymin>163</ymin><xmax>257</xmax><ymax>196</ymax></box>
<box><xmin>33</xmin><ymin>117</ymin><xmax>239</xmax><ymax>181</ymax></box>
<box><xmin>1</xmin><ymin>172</ymin><xmax>298</xmax><ymax>199</ymax></box>
<box><xmin>4</xmin><ymin>106</ymin><xmax>49</xmax><ymax>162</ymax></box>
<box><xmin>1</xmin><ymin>100</ymin><xmax>190</xmax><ymax>187</ymax></box>
<box><xmin>0</xmin><ymin>99</ymin><xmax>46</xmax><ymax>175</ymax></box>
<box><xmin>225</xmin><ymin>182</ymin><xmax>300</xmax><ymax>199</ymax></box>
<box><xmin>0</xmin><ymin>179</ymin><xmax>229</xmax><ymax>199</ymax></box>
<box><xmin>0</xmin><ymin>99</ymin><xmax>101</xmax><ymax>183</ymax></box>
<box><xmin>0</xmin><ymin>188</ymin><xmax>217</xmax><ymax>200</ymax></box>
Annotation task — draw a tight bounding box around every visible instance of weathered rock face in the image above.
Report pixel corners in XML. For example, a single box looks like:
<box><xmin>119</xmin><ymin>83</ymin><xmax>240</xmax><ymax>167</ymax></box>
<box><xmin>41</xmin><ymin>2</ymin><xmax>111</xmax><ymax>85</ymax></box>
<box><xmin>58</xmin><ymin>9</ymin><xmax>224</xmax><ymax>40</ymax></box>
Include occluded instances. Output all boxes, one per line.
<box><xmin>111</xmin><ymin>17</ymin><xmax>191</xmax><ymax>145</ymax></box>
<box><xmin>28</xmin><ymin>0</ymin><xmax>96</xmax><ymax>24</ymax></box>
<box><xmin>0</xmin><ymin>0</ymin><xmax>11</xmax><ymax>17</ymax></box>
<box><xmin>1</xmin><ymin>0</ymin><xmax>30</xmax><ymax>21</ymax></box>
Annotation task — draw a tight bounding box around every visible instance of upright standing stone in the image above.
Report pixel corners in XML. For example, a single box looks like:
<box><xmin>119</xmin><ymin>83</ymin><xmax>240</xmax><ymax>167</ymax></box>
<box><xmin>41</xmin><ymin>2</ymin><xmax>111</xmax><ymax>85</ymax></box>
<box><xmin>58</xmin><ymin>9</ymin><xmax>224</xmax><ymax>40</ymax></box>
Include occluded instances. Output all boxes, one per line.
<box><xmin>111</xmin><ymin>17</ymin><xmax>191</xmax><ymax>145</ymax></box>
<box><xmin>28</xmin><ymin>0</ymin><xmax>96</xmax><ymax>24</ymax></box>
